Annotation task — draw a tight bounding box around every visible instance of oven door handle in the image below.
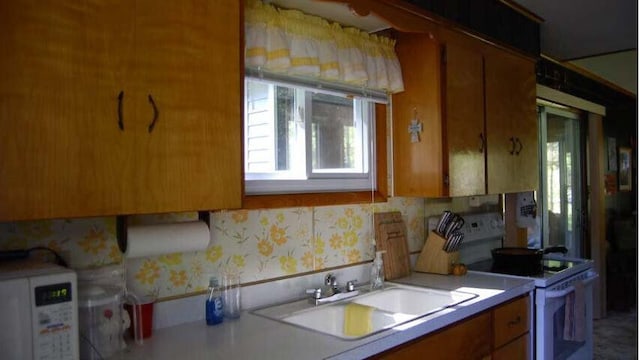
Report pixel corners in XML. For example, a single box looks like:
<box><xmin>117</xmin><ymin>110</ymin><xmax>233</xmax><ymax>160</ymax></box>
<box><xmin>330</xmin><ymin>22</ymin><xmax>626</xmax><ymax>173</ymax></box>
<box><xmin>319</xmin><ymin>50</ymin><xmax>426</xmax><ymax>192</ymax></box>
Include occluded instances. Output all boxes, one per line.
<box><xmin>544</xmin><ymin>273</ymin><xmax>599</xmax><ymax>299</ymax></box>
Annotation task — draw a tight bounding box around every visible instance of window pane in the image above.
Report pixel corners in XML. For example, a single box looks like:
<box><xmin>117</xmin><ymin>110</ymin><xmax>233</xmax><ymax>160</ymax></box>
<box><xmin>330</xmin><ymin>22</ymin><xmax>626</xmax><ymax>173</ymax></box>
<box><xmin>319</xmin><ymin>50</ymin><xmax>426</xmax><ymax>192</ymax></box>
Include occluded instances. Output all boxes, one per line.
<box><xmin>244</xmin><ymin>78</ymin><xmax>374</xmax><ymax>194</ymax></box>
<box><xmin>310</xmin><ymin>92</ymin><xmax>364</xmax><ymax>173</ymax></box>
<box><xmin>245</xmin><ymin>81</ymin><xmax>274</xmax><ymax>172</ymax></box>
<box><xmin>275</xmin><ymin>86</ymin><xmax>294</xmax><ymax>171</ymax></box>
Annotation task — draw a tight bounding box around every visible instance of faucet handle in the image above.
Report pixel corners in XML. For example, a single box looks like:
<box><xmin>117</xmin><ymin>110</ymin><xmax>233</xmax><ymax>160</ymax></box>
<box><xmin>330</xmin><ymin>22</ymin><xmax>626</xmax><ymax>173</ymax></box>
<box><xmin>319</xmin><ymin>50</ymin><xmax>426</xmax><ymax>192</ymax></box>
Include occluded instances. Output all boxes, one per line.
<box><xmin>306</xmin><ymin>288</ymin><xmax>322</xmax><ymax>299</ymax></box>
<box><xmin>346</xmin><ymin>280</ymin><xmax>357</xmax><ymax>292</ymax></box>
<box><xmin>325</xmin><ymin>273</ymin><xmax>337</xmax><ymax>287</ymax></box>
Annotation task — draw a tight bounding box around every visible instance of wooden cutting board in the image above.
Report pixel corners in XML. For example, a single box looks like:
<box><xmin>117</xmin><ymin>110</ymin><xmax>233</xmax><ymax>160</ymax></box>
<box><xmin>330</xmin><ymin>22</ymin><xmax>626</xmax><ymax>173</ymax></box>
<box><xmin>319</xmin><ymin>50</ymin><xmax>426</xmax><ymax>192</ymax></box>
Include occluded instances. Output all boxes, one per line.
<box><xmin>374</xmin><ymin>212</ymin><xmax>411</xmax><ymax>280</ymax></box>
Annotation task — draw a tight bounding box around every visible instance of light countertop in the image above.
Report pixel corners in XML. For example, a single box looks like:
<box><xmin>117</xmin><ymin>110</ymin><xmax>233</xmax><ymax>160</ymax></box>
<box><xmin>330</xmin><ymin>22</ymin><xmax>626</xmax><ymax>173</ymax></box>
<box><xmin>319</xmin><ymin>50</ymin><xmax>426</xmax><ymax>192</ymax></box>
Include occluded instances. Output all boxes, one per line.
<box><xmin>111</xmin><ymin>271</ymin><xmax>534</xmax><ymax>360</ymax></box>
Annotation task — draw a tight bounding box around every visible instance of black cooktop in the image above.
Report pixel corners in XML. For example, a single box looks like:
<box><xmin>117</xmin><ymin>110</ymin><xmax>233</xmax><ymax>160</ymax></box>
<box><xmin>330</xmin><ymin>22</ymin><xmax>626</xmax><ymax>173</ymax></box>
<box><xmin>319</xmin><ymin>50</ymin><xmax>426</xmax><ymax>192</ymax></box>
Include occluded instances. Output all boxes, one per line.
<box><xmin>467</xmin><ymin>258</ymin><xmax>577</xmax><ymax>277</ymax></box>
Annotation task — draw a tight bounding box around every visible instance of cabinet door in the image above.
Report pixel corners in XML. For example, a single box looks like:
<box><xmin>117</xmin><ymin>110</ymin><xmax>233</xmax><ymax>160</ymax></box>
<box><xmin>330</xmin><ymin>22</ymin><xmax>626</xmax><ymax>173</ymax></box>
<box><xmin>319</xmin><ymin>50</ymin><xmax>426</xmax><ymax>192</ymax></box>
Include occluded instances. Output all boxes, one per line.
<box><xmin>375</xmin><ymin>312</ymin><xmax>492</xmax><ymax>359</ymax></box>
<box><xmin>485</xmin><ymin>49</ymin><xmax>537</xmax><ymax>194</ymax></box>
<box><xmin>131</xmin><ymin>0</ymin><xmax>242</xmax><ymax>213</ymax></box>
<box><xmin>444</xmin><ymin>42</ymin><xmax>486</xmax><ymax>196</ymax></box>
<box><xmin>0</xmin><ymin>0</ymin><xmax>135</xmax><ymax>221</ymax></box>
<box><xmin>493</xmin><ymin>334</ymin><xmax>530</xmax><ymax>360</ymax></box>
<box><xmin>392</xmin><ymin>33</ymin><xmax>444</xmax><ymax>197</ymax></box>
<box><xmin>493</xmin><ymin>295</ymin><xmax>530</xmax><ymax>348</ymax></box>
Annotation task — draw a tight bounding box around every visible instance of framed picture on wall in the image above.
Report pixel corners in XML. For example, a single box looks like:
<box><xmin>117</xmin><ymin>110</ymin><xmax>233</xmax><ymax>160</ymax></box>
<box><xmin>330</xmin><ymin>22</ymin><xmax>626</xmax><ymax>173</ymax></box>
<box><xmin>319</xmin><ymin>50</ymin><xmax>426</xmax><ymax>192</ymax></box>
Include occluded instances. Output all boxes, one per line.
<box><xmin>619</xmin><ymin>147</ymin><xmax>632</xmax><ymax>191</ymax></box>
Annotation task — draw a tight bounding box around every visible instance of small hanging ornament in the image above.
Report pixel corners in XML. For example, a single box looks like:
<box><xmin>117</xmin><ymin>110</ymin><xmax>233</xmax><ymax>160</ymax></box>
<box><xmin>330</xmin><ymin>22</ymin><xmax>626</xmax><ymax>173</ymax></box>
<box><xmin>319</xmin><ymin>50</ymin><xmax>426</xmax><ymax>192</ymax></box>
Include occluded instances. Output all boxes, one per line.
<box><xmin>408</xmin><ymin>108</ymin><xmax>422</xmax><ymax>143</ymax></box>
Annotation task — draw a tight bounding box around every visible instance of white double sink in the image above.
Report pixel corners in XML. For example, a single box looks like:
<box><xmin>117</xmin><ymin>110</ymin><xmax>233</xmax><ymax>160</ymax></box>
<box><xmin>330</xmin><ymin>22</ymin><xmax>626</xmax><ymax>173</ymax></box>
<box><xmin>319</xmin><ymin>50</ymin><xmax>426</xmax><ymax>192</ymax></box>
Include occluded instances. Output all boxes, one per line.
<box><xmin>252</xmin><ymin>283</ymin><xmax>477</xmax><ymax>340</ymax></box>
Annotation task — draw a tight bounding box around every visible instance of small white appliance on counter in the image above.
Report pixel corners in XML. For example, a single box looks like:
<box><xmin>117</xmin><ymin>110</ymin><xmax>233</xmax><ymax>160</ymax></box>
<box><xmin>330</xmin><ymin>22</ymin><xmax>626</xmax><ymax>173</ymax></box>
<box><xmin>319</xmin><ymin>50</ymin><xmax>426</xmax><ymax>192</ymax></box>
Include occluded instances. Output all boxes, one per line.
<box><xmin>431</xmin><ymin>212</ymin><xmax>597</xmax><ymax>360</ymax></box>
<box><xmin>0</xmin><ymin>260</ymin><xmax>79</xmax><ymax>360</ymax></box>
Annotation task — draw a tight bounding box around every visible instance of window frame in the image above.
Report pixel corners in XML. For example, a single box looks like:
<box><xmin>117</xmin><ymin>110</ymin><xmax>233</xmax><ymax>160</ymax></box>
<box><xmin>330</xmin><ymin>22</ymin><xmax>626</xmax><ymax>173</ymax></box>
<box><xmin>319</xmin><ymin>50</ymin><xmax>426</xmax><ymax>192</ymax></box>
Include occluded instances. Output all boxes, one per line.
<box><xmin>244</xmin><ymin>87</ymin><xmax>375</xmax><ymax>194</ymax></box>
<box><xmin>242</xmin><ymin>102</ymin><xmax>389</xmax><ymax>209</ymax></box>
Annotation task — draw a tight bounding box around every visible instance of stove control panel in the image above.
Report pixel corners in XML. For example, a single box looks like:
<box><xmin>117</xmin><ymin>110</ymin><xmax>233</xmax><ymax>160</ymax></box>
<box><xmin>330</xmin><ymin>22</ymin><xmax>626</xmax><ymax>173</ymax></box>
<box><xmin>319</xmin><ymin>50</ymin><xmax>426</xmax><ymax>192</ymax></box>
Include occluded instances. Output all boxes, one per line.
<box><xmin>428</xmin><ymin>212</ymin><xmax>504</xmax><ymax>243</ymax></box>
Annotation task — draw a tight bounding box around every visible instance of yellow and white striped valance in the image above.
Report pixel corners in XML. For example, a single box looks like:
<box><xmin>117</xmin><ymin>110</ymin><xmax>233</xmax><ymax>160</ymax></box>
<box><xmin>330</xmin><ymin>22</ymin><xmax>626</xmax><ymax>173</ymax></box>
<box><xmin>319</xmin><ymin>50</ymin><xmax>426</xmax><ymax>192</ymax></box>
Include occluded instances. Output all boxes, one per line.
<box><xmin>245</xmin><ymin>0</ymin><xmax>405</xmax><ymax>94</ymax></box>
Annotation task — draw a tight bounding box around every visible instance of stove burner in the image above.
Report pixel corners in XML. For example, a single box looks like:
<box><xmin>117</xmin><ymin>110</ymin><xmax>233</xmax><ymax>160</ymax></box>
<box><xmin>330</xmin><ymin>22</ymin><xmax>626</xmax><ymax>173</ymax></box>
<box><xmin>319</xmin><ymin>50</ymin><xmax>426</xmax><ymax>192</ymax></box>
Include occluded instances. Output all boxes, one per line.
<box><xmin>543</xmin><ymin>264</ymin><xmax>569</xmax><ymax>272</ymax></box>
<box><xmin>490</xmin><ymin>263</ymin><xmax>543</xmax><ymax>276</ymax></box>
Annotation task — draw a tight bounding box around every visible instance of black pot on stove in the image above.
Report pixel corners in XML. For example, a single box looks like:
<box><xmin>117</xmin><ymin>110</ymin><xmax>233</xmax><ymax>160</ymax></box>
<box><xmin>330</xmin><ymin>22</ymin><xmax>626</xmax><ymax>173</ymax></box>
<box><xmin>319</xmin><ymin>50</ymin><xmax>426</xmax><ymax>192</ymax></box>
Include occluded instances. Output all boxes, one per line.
<box><xmin>490</xmin><ymin>246</ymin><xmax>568</xmax><ymax>276</ymax></box>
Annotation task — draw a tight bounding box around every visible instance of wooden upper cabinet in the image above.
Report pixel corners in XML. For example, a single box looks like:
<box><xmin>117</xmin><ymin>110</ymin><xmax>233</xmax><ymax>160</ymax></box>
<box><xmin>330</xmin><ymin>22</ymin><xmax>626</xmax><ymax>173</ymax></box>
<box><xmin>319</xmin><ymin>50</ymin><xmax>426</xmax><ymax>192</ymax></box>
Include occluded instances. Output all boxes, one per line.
<box><xmin>443</xmin><ymin>41</ymin><xmax>486</xmax><ymax>196</ymax></box>
<box><xmin>392</xmin><ymin>33</ymin><xmax>444</xmax><ymax>197</ymax></box>
<box><xmin>0</xmin><ymin>0</ymin><xmax>241</xmax><ymax>221</ymax></box>
<box><xmin>129</xmin><ymin>0</ymin><xmax>242</xmax><ymax>214</ymax></box>
<box><xmin>391</xmin><ymin>26</ymin><xmax>537</xmax><ymax>199</ymax></box>
<box><xmin>484</xmin><ymin>48</ymin><xmax>538</xmax><ymax>194</ymax></box>
<box><xmin>0</xmin><ymin>0</ymin><xmax>135</xmax><ymax>221</ymax></box>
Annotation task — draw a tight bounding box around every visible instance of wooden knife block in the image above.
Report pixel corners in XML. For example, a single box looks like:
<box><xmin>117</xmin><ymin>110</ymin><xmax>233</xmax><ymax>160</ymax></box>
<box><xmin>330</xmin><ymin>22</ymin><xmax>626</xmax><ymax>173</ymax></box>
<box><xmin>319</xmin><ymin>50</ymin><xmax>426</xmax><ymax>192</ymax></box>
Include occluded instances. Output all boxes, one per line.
<box><xmin>414</xmin><ymin>231</ymin><xmax>459</xmax><ymax>275</ymax></box>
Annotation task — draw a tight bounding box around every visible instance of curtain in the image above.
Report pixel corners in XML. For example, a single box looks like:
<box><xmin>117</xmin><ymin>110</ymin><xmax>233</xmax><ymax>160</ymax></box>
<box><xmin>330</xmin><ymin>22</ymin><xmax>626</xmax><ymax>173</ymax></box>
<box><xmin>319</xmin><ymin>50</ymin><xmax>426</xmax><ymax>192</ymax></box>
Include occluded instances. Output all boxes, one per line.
<box><xmin>245</xmin><ymin>0</ymin><xmax>404</xmax><ymax>94</ymax></box>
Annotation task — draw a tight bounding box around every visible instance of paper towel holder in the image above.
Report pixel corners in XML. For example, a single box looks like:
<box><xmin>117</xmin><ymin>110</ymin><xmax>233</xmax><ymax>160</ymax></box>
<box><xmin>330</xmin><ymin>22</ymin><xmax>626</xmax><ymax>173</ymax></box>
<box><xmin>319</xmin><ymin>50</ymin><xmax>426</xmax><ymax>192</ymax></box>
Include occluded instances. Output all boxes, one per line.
<box><xmin>116</xmin><ymin>212</ymin><xmax>211</xmax><ymax>254</ymax></box>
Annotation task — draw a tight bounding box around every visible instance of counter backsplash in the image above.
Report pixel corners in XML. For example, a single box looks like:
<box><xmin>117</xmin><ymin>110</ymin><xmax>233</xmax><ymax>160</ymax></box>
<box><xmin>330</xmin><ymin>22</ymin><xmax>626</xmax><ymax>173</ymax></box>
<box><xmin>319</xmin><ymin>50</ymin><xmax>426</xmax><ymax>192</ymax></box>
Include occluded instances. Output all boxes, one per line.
<box><xmin>0</xmin><ymin>196</ymin><xmax>485</xmax><ymax>300</ymax></box>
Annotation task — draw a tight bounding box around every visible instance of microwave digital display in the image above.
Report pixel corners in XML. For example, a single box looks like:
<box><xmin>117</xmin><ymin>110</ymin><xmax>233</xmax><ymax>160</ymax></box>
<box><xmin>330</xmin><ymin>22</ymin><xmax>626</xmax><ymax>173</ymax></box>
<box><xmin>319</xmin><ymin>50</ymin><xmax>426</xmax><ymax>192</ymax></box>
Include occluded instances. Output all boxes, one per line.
<box><xmin>35</xmin><ymin>282</ymin><xmax>72</xmax><ymax>307</ymax></box>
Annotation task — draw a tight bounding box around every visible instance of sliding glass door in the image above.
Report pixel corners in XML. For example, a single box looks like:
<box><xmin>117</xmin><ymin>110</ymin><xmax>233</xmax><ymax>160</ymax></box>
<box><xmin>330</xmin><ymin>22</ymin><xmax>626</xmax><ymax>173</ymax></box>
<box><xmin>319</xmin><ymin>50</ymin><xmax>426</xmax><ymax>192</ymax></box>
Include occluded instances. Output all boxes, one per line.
<box><xmin>538</xmin><ymin>105</ymin><xmax>587</xmax><ymax>257</ymax></box>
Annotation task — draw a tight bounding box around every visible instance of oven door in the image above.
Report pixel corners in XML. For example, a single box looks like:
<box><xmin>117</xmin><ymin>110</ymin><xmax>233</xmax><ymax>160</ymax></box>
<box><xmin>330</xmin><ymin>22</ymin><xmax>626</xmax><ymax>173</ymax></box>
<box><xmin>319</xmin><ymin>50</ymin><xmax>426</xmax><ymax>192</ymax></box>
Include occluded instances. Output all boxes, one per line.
<box><xmin>535</xmin><ymin>270</ymin><xmax>598</xmax><ymax>360</ymax></box>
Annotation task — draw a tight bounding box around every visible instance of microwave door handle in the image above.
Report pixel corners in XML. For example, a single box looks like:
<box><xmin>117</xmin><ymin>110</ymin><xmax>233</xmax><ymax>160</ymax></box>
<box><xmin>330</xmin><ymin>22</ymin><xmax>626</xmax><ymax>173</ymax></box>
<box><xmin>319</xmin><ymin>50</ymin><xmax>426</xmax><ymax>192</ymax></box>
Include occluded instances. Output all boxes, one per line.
<box><xmin>544</xmin><ymin>273</ymin><xmax>599</xmax><ymax>299</ymax></box>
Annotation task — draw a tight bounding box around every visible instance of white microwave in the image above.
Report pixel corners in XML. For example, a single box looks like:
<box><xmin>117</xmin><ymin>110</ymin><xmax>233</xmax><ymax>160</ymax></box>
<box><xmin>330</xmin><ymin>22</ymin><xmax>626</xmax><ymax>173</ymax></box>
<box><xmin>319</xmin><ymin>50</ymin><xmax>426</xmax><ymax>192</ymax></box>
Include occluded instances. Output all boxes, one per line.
<box><xmin>0</xmin><ymin>261</ymin><xmax>79</xmax><ymax>360</ymax></box>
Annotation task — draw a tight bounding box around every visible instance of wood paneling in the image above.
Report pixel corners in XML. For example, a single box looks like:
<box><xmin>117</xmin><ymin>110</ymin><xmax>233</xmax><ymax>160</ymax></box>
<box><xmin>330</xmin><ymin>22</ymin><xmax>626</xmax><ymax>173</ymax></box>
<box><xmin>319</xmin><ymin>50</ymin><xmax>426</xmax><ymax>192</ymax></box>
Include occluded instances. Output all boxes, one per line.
<box><xmin>400</xmin><ymin>0</ymin><xmax>540</xmax><ymax>57</ymax></box>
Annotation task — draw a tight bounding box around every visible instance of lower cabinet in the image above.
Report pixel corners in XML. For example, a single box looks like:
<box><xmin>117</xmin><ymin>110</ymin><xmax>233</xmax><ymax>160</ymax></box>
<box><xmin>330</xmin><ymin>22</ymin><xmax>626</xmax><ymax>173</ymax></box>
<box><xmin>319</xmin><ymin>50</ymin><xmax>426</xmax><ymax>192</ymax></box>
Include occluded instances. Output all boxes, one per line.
<box><xmin>493</xmin><ymin>334</ymin><xmax>529</xmax><ymax>360</ymax></box>
<box><xmin>371</xmin><ymin>295</ymin><xmax>530</xmax><ymax>360</ymax></box>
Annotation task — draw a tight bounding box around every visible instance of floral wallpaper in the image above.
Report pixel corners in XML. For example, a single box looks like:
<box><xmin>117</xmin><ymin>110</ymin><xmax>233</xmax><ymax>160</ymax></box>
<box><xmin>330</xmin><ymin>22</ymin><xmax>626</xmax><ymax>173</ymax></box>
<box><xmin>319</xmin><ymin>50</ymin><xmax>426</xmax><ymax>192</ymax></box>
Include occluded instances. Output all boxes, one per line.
<box><xmin>0</xmin><ymin>197</ymin><xmax>426</xmax><ymax>300</ymax></box>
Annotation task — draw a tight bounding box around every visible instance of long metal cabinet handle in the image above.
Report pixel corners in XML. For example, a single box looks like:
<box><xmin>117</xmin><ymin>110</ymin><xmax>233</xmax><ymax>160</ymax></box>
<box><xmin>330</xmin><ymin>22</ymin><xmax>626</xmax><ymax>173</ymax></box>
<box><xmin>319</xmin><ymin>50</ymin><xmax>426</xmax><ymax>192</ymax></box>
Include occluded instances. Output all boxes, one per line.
<box><xmin>147</xmin><ymin>94</ymin><xmax>159</xmax><ymax>133</ymax></box>
<box><xmin>117</xmin><ymin>91</ymin><xmax>124</xmax><ymax>131</ymax></box>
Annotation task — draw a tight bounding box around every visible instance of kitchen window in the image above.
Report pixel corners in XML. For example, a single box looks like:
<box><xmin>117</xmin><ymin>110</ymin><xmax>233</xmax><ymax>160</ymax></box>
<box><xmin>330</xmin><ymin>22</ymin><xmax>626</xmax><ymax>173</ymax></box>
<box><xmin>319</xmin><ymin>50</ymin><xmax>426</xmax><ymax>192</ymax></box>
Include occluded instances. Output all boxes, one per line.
<box><xmin>244</xmin><ymin>77</ymin><xmax>378</xmax><ymax>195</ymax></box>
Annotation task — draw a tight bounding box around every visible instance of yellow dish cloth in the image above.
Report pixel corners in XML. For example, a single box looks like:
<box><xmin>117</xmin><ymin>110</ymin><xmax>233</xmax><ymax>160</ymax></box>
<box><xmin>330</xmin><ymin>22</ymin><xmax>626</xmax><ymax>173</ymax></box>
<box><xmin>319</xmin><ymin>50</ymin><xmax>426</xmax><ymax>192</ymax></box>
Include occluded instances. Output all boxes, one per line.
<box><xmin>343</xmin><ymin>303</ymin><xmax>374</xmax><ymax>337</ymax></box>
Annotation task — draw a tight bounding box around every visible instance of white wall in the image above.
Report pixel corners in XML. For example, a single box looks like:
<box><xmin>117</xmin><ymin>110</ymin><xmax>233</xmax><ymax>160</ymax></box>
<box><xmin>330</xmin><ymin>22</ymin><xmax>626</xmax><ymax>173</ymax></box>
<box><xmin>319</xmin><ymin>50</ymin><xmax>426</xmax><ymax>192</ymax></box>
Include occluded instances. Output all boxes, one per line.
<box><xmin>570</xmin><ymin>50</ymin><xmax>637</xmax><ymax>95</ymax></box>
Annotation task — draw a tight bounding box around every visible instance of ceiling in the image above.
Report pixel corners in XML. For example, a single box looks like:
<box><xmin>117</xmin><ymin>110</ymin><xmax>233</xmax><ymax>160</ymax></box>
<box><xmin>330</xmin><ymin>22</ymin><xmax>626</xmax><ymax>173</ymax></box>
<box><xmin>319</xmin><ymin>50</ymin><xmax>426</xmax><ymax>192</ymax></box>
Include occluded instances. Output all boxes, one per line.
<box><xmin>512</xmin><ymin>0</ymin><xmax>637</xmax><ymax>61</ymax></box>
<box><xmin>512</xmin><ymin>0</ymin><xmax>637</xmax><ymax>94</ymax></box>
<box><xmin>270</xmin><ymin>0</ymin><xmax>638</xmax><ymax>94</ymax></box>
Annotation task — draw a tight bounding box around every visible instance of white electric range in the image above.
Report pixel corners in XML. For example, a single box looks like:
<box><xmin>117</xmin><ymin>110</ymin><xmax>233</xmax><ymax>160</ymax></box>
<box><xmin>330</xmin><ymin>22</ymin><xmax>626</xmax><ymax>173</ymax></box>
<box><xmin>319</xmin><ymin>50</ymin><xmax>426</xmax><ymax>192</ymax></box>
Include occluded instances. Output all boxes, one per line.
<box><xmin>428</xmin><ymin>212</ymin><xmax>598</xmax><ymax>360</ymax></box>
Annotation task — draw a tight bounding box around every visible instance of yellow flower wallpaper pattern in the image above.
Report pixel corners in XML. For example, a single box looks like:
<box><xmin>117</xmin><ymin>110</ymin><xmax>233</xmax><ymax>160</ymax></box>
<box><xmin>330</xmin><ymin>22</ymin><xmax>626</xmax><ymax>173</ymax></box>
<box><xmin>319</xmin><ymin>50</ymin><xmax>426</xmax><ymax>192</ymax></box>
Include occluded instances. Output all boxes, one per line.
<box><xmin>0</xmin><ymin>198</ymin><xmax>429</xmax><ymax>300</ymax></box>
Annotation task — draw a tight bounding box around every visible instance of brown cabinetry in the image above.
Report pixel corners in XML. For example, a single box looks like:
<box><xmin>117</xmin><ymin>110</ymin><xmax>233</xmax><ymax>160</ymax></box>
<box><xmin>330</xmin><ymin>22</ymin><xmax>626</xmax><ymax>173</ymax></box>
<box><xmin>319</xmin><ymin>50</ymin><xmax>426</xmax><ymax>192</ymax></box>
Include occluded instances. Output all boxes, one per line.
<box><xmin>442</xmin><ymin>39</ymin><xmax>487</xmax><ymax>196</ymax></box>
<box><xmin>484</xmin><ymin>47</ymin><xmax>538</xmax><ymax>194</ymax></box>
<box><xmin>374</xmin><ymin>312</ymin><xmax>492</xmax><ymax>359</ymax></box>
<box><xmin>392</xmin><ymin>34</ymin><xmax>444</xmax><ymax>197</ymax></box>
<box><xmin>371</xmin><ymin>295</ymin><xmax>531</xmax><ymax>360</ymax></box>
<box><xmin>0</xmin><ymin>0</ymin><xmax>241</xmax><ymax>221</ymax></box>
<box><xmin>493</xmin><ymin>294</ymin><xmax>530</xmax><ymax>348</ymax></box>
<box><xmin>392</xmin><ymin>28</ymin><xmax>537</xmax><ymax>197</ymax></box>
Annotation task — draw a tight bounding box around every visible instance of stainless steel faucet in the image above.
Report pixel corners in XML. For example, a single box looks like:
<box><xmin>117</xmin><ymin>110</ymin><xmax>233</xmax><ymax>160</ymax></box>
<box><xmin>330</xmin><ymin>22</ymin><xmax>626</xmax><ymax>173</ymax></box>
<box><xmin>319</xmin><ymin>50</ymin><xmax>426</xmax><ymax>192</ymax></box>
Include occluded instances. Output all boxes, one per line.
<box><xmin>305</xmin><ymin>273</ymin><xmax>360</xmax><ymax>305</ymax></box>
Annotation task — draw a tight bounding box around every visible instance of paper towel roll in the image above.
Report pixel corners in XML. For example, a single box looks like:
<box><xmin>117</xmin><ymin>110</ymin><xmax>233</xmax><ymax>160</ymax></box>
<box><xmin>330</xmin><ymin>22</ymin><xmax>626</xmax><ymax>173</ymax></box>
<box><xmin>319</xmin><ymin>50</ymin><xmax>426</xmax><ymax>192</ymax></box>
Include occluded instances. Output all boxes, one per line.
<box><xmin>124</xmin><ymin>221</ymin><xmax>210</xmax><ymax>259</ymax></box>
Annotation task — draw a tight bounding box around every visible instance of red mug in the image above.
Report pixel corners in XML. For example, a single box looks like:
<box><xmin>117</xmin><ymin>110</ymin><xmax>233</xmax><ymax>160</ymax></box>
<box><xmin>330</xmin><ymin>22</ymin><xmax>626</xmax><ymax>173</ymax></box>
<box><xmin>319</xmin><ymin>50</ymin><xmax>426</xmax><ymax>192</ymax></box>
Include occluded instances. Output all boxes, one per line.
<box><xmin>125</xmin><ymin>299</ymin><xmax>155</xmax><ymax>340</ymax></box>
